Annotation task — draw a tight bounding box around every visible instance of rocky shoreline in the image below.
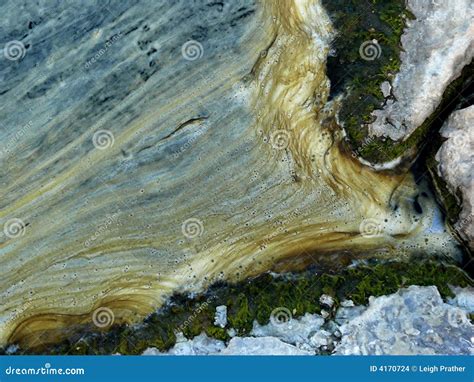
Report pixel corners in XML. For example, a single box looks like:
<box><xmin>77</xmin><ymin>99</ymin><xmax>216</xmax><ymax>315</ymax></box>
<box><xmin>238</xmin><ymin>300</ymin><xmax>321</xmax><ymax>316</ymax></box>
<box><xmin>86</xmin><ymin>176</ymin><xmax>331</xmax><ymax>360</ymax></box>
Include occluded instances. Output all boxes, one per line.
<box><xmin>3</xmin><ymin>260</ymin><xmax>471</xmax><ymax>355</ymax></box>
<box><xmin>142</xmin><ymin>285</ymin><xmax>473</xmax><ymax>356</ymax></box>
<box><xmin>435</xmin><ymin>106</ymin><xmax>474</xmax><ymax>249</ymax></box>
<box><xmin>1</xmin><ymin>0</ymin><xmax>472</xmax><ymax>356</ymax></box>
<box><xmin>368</xmin><ymin>0</ymin><xmax>473</xmax><ymax>142</ymax></box>
<box><xmin>326</xmin><ymin>0</ymin><xmax>473</xmax><ymax>250</ymax></box>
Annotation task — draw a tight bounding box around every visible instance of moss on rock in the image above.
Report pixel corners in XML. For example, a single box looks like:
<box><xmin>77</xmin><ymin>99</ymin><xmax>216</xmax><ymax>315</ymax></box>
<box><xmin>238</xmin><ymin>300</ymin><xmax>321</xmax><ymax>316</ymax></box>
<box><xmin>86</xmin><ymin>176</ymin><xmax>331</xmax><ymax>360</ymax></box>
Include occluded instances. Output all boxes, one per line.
<box><xmin>418</xmin><ymin>62</ymin><xmax>472</xmax><ymax>250</ymax></box>
<box><xmin>4</xmin><ymin>259</ymin><xmax>471</xmax><ymax>355</ymax></box>
<box><xmin>322</xmin><ymin>0</ymin><xmax>413</xmax><ymax>163</ymax></box>
<box><xmin>323</xmin><ymin>0</ymin><xmax>472</xmax><ymax>165</ymax></box>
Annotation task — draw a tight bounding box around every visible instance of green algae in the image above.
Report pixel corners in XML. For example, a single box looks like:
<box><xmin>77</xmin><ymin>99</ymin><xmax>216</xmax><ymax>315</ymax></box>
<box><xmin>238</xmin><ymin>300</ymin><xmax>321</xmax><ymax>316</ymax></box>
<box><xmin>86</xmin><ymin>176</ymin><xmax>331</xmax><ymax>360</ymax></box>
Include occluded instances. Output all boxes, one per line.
<box><xmin>323</xmin><ymin>0</ymin><xmax>472</xmax><ymax>165</ymax></box>
<box><xmin>357</xmin><ymin>60</ymin><xmax>474</xmax><ymax>163</ymax></box>
<box><xmin>322</xmin><ymin>0</ymin><xmax>413</xmax><ymax>163</ymax></box>
<box><xmin>5</xmin><ymin>259</ymin><xmax>471</xmax><ymax>355</ymax></box>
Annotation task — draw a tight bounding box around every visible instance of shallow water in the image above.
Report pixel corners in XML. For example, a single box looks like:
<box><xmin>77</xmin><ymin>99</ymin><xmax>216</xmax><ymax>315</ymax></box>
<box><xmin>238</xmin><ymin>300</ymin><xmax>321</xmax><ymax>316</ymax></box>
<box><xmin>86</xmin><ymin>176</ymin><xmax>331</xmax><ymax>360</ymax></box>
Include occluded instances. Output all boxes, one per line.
<box><xmin>0</xmin><ymin>0</ymin><xmax>462</xmax><ymax>348</ymax></box>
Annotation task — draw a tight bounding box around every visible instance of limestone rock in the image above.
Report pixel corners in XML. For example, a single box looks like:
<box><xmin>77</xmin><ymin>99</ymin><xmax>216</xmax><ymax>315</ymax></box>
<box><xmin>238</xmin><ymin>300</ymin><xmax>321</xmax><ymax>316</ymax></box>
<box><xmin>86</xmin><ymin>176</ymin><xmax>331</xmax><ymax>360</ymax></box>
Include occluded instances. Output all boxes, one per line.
<box><xmin>334</xmin><ymin>305</ymin><xmax>366</xmax><ymax>326</ymax></box>
<box><xmin>143</xmin><ymin>286</ymin><xmax>473</xmax><ymax>356</ymax></box>
<box><xmin>448</xmin><ymin>286</ymin><xmax>474</xmax><ymax>313</ymax></box>
<box><xmin>435</xmin><ymin>105</ymin><xmax>474</xmax><ymax>248</ymax></box>
<box><xmin>319</xmin><ymin>294</ymin><xmax>335</xmax><ymax>308</ymax></box>
<box><xmin>340</xmin><ymin>299</ymin><xmax>355</xmax><ymax>308</ymax></box>
<box><xmin>309</xmin><ymin>330</ymin><xmax>332</xmax><ymax>349</ymax></box>
<box><xmin>380</xmin><ymin>81</ymin><xmax>391</xmax><ymax>98</ymax></box>
<box><xmin>335</xmin><ymin>286</ymin><xmax>474</xmax><ymax>355</ymax></box>
<box><xmin>220</xmin><ymin>337</ymin><xmax>313</xmax><ymax>356</ymax></box>
<box><xmin>368</xmin><ymin>0</ymin><xmax>474</xmax><ymax>141</ymax></box>
<box><xmin>214</xmin><ymin>305</ymin><xmax>228</xmax><ymax>328</ymax></box>
<box><xmin>251</xmin><ymin>313</ymin><xmax>324</xmax><ymax>349</ymax></box>
<box><xmin>143</xmin><ymin>333</ymin><xmax>225</xmax><ymax>356</ymax></box>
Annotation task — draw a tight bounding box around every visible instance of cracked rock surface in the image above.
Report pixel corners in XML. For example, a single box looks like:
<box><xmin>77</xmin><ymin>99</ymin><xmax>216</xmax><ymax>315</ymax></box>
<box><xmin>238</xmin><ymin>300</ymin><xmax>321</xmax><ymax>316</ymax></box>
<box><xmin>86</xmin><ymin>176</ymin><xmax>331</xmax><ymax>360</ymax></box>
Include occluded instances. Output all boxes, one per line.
<box><xmin>143</xmin><ymin>286</ymin><xmax>474</xmax><ymax>356</ymax></box>
<box><xmin>368</xmin><ymin>0</ymin><xmax>474</xmax><ymax>141</ymax></box>
<box><xmin>435</xmin><ymin>105</ymin><xmax>474</xmax><ymax>248</ymax></box>
<box><xmin>335</xmin><ymin>285</ymin><xmax>473</xmax><ymax>355</ymax></box>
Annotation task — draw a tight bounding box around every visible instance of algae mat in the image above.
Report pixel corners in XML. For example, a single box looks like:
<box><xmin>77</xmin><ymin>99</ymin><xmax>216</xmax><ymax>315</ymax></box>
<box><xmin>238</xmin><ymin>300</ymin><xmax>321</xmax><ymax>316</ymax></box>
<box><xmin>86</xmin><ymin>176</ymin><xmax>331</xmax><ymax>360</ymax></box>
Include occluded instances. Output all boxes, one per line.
<box><xmin>0</xmin><ymin>0</ymin><xmax>460</xmax><ymax>347</ymax></box>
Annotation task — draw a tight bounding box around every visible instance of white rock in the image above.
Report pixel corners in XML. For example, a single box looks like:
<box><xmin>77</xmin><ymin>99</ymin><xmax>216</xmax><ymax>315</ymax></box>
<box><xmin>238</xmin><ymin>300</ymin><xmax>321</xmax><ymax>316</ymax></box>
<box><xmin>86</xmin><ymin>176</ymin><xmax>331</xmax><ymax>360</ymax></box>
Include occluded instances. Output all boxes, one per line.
<box><xmin>435</xmin><ymin>105</ymin><xmax>474</xmax><ymax>248</ymax></box>
<box><xmin>143</xmin><ymin>332</ymin><xmax>225</xmax><ymax>356</ymax></box>
<box><xmin>319</xmin><ymin>294</ymin><xmax>335</xmax><ymax>307</ymax></box>
<box><xmin>380</xmin><ymin>81</ymin><xmax>391</xmax><ymax>98</ymax></box>
<box><xmin>335</xmin><ymin>286</ymin><xmax>474</xmax><ymax>355</ymax></box>
<box><xmin>404</xmin><ymin>327</ymin><xmax>420</xmax><ymax>336</ymax></box>
<box><xmin>214</xmin><ymin>305</ymin><xmax>228</xmax><ymax>328</ymax></box>
<box><xmin>448</xmin><ymin>286</ymin><xmax>474</xmax><ymax>313</ymax></box>
<box><xmin>251</xmin><ymin>313</ymin><xmax>324</xmax><ymax>348</ymax></box>
<box><xmin>5</xmin><ymin>344</ymin><xmax>19</xmax><ymax>355</ymax></box>
<box><xmin>142</xmin><ymin>347</ymin><xmax>161</xmax><ymax>355</ymax></box>
<box><xmin>368</xmin><ymin>0</ymin><xmax>474</xmax><ymax>141</ymax></box>
<box><xmin>309</xmin><ymin>330</ymin><xmax>331</xmax><ymax>348</ymax></box>
<box><xmin>227</xmin><ymin>328</ymin><xmax>237</xmax><ymax>337</ymax></box>
<box><xmin>220</xmin><ymin>337</ymin><xmax>313</xmax><ymax>355</ymax></box>
<box><xmin>340</xmin><ymin>299</ymin><xmax>355</xmax><ymax>308</ymax></box>
<box><xmin>143</xmin><ymin>286</ymin><xmax>474</xmax><ymax>356</ymax></box>
<box><xmin>335</xmin><ymin>305</ymin><xmax>366</xmax><ymax>325</ymax></box>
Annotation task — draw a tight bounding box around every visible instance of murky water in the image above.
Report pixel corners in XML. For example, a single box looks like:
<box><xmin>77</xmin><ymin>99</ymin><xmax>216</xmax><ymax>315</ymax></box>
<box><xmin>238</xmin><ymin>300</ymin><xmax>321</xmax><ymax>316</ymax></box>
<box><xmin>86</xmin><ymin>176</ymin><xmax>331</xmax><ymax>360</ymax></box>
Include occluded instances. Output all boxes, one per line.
<box><xmin>0</xmin><ymin>0</ymin><xmax>461</xmax><ymax>348</ymax></box>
